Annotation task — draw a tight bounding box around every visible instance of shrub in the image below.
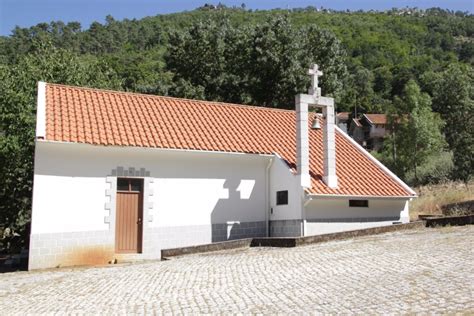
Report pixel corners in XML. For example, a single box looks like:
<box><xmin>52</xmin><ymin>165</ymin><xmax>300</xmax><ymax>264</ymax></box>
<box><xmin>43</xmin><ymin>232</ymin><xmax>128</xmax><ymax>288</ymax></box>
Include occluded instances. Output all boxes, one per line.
<box><xmin>405</xmin><ymin>151</ymin><xmax>453</xmax><ymax>185</ymax></box>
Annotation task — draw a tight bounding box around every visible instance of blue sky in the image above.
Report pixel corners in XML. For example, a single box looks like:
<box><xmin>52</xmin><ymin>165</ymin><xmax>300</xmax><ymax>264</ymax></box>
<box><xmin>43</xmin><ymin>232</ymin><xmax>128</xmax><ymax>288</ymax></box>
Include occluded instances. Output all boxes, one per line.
<box><xmin>1</xmin><ymin>0</ymin><xmax>473</xmax><ymax>36</ymax></box>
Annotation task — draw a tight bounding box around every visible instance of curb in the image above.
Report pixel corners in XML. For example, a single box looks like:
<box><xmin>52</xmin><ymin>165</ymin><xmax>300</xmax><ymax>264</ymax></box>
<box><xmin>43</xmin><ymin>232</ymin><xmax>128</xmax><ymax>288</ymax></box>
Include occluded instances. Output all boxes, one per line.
<box><xmin>162</xmin><ymin>221</ymin><xmax>425</xmax><ymax>259</ymax></box>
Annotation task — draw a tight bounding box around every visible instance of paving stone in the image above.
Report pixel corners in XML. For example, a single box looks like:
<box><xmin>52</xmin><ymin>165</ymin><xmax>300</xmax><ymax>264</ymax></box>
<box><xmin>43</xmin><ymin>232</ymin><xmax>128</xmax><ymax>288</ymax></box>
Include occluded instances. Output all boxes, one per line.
<box><xmin>0</xmin><ymin>226</ymin><xmax>472</xmax><ymax>314</ymax></box>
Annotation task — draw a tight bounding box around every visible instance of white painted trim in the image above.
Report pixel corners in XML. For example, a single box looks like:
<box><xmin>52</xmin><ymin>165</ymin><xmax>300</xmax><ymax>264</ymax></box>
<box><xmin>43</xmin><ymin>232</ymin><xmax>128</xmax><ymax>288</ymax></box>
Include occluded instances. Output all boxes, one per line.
<box><xmin>34</xmin><ymin>139</ymin><xmax>274</xmax><ymax>158</ymax></box>
<box><xmin>35</xmin><ymin>81</ymin><xmax>46</xmax><ymax>139</ymax></box>
<box><xmin>335</xmin><ymin>125</ymin><xmax>417</xmax><ymax>196</ymax></box>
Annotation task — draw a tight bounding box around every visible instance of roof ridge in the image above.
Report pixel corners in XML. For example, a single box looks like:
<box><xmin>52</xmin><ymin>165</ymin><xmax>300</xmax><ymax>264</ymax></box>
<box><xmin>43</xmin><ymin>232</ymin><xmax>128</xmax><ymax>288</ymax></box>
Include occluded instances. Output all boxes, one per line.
<box><xmin>45</xmin><ymin>82</ymin><xmax>297</xmax><ymax>114</ymax></box>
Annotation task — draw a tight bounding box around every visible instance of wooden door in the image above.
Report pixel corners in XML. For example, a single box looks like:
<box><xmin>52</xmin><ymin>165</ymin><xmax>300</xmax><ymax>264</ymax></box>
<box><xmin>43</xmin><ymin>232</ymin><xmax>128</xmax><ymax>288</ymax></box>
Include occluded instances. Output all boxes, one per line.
<box><xmin>115</xmin><ymin>178</ymin><xmax>143</xmax><ymax>253</ymax></box>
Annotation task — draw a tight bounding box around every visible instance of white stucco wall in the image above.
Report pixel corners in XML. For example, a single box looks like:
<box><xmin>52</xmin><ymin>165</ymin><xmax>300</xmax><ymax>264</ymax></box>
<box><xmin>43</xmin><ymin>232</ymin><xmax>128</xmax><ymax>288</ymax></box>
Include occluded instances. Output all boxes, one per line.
<box><xmin>30</xmin><ymin>141</ymin><xmax>306</xmax><ymax>269</ymax></box>
<box><xmin>304</xmin><ymin>198</ymin><xmax>410</xmax><ymax>235</ymax></box>
<box><xmin>32</xmin><ymin>175</ymin><xmax>110</xmax><ymax>234</ymax></box>
<box><xmin>149</xmin><ymin>150</ymin><xmax>267</xmax><ymax>227</ymax></box>
<box><xmin>31</xmin><ymin>141</ymin><xmax>271</xmax><ymax>235</ymax></box>
<box><xmin>32</xmin><ymin>141</ymin><xmax>410</xmax><ymax>236</ymax></box>
<box><xmin>30</xmin><ymin>139</ymin><xmax>414</xmax><ymax>269</ymax></box>
<box><xmin>268</xmin><ymin>156</ymin><xmax>302</xmax><ymax>221</ymax></box>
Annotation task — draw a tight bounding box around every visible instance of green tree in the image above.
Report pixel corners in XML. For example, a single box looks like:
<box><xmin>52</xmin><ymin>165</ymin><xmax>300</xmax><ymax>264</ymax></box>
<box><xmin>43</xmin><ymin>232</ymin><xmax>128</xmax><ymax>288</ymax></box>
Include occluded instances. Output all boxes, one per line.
<box><xmin>245</xmin><ymin>15</ymin><xmax>305</xmax><ymax>107</ymax></box>
<box><xmin>165</xmin><ymin>14</ymin><xmax>347</xmax><ymax>108</ymax></box>
<box><xmin>166</xmin><ymin>17</ymin><xmax>246</xmax><ymax>102</ymax></box>
<box><xmin>341</xmin><ymin>65</ymin><xmax>376</xmax><ymax>114</ymax></box>
<box><xmin>431</xmin><ymin>64</ymin><xmax>474</xmax><ymax>183</ymax></box>
<box><xmin>0</xmin><ymin>40</ymin><xmax>121</xmax><ymax>252</ymax></box>
<box><xmin>247</xmin><ymin>18</ymin><xmax>347</xmax><ymax>107</ymax></box>
<box><xmin>385</xmin><ymin>80</ymin><xmax>446</xmax><ymax>183</ymax></box>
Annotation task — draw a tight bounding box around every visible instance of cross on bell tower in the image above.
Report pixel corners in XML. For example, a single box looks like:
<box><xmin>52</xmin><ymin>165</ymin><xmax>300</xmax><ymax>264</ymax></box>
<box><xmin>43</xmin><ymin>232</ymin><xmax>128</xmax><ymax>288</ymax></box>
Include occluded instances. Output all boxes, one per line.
<box><xmin>295</xmin><ymin>63</ymin><xmax>338</xmax><ymax>189</ymax></box>
<box><xmin>308</xmin><ymin>64</ymin><xmax>323</xmax><ymax>97</ymax></box>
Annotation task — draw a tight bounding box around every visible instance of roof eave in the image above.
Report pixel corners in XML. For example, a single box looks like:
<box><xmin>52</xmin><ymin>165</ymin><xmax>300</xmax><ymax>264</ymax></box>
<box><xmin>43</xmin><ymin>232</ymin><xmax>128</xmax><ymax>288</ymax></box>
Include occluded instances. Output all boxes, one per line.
<box><xmin>306</xmin><ymin>193</ymin><xmax>417</xmax><ymax>200</ymax></box>
<box><xmin>34</xmin><ymin>139</ymin><xmax>277</xmax><ymax>158</ymax></box>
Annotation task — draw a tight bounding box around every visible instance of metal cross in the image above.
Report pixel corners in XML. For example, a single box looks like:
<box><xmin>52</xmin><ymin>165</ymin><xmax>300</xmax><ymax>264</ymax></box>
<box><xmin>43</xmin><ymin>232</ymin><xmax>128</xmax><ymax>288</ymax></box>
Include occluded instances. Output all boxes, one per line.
<box><xmin>308</xmin><ymin>64</ymin><xmax>323</xmax><ymax>97</ymax></box>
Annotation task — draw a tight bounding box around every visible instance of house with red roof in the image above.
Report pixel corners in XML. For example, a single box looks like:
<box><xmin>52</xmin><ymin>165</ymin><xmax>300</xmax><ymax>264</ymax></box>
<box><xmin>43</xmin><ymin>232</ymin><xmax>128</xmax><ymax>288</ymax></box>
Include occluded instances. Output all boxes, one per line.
<box><xmin>29</xmin><ymin>66</ymin><xmax>416</xmax><ymax>270</ymax></box>
<box><xmin>349</xmin><ymin>113</ymin><xmax>390</xmax><ymax>151</ymax></box>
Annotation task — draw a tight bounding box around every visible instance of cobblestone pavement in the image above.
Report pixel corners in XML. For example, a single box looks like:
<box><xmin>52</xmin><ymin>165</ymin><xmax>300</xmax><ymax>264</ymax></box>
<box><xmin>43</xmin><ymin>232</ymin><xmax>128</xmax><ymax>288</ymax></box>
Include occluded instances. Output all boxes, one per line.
<box><xmin>0</xmin><ymin>226</ymin><xmax>473</xmax><ymax>314</ymax></box>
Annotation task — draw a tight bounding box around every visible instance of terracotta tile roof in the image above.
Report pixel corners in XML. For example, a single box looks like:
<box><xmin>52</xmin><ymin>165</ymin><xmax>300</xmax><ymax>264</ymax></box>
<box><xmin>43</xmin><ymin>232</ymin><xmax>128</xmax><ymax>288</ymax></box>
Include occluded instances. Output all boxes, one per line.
<box><xmin>43</xmin><ymin>83</ymin><xmax>413</xmax><ymax>197</ymax></box>
<box><xmin>336</xmin><ymin>112</ymin><xmax>350</xmax><ymax>121</ymax></box>
<box><xmin>364</xmin><ymin>114</ymin><xmax>387</xmax><ymax>125</ymax></box>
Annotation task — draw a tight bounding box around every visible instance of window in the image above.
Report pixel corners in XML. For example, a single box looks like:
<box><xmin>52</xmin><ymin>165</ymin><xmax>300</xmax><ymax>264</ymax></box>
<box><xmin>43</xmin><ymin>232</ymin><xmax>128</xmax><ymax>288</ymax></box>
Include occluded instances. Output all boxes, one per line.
<box><xmin>117</xmin><ymin>178</ymin><xmax>129</xmax><ymax>191</ymax></box>
<box><xmin>130</xmin><ymin>179</ymin><xmax>142</xmax><ymax>192</ymax></box>
<box><xmin>276</xmin><ymin>190</ymin><xmax>288</xmax><ymax>205</ymax></box>
<box><xmin>117</xmin><ymin>178</ymin><xmax>143</xmax><ymax>192</ymax></box>
<box><xmin>349</xmin><ymin>200</ymin><xmax>369</xmax><ymax>207</ymax></box>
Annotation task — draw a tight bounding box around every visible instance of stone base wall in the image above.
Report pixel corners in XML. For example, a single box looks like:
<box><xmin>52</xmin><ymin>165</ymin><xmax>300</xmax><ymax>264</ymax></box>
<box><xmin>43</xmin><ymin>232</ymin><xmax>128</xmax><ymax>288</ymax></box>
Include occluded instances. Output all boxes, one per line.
<box><xmin>29</xmin><ymin>220</ymin><xmax>267</xmax><ymax>270</ymax></box>
<box><xmin>212</xmin><ymin>221</ymin><xmax>266</xmax><ymax>242</ymax></box>
<box><xmin>269</xmin><ymin>220</ymin><xmax>303</xmax><ymax>237</ymax></box>
<box><xmin>29</xmin><ymin>231</ymin><xmax>116</xmax><ymax>270</ymax></box>
<box><xmin>305</xmin><ymin>217</ymin><xmax>408</xmax><ymax>236</ymax></box>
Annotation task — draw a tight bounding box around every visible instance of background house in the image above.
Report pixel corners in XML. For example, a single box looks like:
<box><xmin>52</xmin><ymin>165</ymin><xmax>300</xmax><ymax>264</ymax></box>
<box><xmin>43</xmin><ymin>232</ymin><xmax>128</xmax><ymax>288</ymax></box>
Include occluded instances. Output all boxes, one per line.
<box><xmin>348</xmin><ymin>114</ymin><xmax>389</xmax><ymax>151</ymax></box>
<box><xmin>336</xmin><ymin>112</ymin><xmax>350</xmax><ymax>133</ymax></box>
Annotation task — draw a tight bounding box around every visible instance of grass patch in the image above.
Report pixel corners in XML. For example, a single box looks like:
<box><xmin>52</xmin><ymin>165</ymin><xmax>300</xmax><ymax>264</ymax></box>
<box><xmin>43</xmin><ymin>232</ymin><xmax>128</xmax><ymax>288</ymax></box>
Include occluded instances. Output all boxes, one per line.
<box><xmin>410</xmin><ymin>181</ymin><xmax>474</xmax><ymax>221</ymax></box>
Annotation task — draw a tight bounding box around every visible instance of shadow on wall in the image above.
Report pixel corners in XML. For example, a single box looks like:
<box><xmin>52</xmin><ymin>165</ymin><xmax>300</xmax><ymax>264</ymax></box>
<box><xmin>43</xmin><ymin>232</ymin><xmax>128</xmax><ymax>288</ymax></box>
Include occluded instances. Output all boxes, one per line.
<box><xmin>211</xmin><ymin>178</ymin><xmax>266</xmax><ymax>242</ymax></box>
<box><xmin>34</xmin><ymin>144</ymin><xmax>268</xmax><ymax>245</ymax></box>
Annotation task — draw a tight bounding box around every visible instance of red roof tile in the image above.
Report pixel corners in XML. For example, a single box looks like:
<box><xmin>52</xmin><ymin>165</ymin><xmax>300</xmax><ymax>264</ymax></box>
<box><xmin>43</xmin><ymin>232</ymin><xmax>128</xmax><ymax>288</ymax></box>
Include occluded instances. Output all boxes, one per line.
<box><xmin>44</xmin><ymin>83</ymin><xmax>413</xmax><ymax>197</ymax></box>
<box><xmin>364</xmin><ymin>114</ymin><xmax>387</xmax><ymax>125</ymax></box>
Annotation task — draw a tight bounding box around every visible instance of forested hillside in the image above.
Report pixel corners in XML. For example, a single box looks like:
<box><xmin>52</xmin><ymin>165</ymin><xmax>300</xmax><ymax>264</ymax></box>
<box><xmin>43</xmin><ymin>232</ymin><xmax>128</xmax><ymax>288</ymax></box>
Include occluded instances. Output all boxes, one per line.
<box><xmin>0</xmin><ymin>5</ymin><xmax>473</xmax><ymax>251</ymax></box>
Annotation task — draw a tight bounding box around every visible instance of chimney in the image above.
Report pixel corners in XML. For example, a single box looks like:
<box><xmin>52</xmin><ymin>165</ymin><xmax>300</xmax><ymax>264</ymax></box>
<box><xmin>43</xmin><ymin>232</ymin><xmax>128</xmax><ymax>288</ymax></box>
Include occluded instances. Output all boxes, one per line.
<box><xmin>295</xmin><ymin>64</ymin><xmax>338</xmax><ymax>189</ymax></box>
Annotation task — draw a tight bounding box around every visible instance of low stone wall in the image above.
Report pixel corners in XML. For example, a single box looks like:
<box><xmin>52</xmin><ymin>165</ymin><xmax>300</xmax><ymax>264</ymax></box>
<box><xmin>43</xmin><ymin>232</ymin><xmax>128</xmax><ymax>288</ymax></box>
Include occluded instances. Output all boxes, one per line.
<box><xmin>251</xmin><ymin>238</ymin><xmax>296</xmax><ymax>247</ymax></box>
<box><xmin>441</xmin><ymin>200</ymin><xmax>474</xmax><ymax>216</ymax></box>
<box><xmin>162</xmin><ymin>238</ymin><xmax>253</xmax><ymax>258</ymax></box>
<box><xmin>32</xmin><ymin>217</ymin><xmax>473</xmax><ymax>264</ymax></box>
<box><xmin>162</xmin><ymin>221</ymin><xmax>424</xmax><ymax>258</ymax></box>
<box><xmin>295</xmin><ymin>221</ymin><xmax>424</xmax><ymax>246</ymax></box>
<box><xmin>425</xmin><ymin>215</ymin><xmax>473</xmax><ymax>227</ymax></box>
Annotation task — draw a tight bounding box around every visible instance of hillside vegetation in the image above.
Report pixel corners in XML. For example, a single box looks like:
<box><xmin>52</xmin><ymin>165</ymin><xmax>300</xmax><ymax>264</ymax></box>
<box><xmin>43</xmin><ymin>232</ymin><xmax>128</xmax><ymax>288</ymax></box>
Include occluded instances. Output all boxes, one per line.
<box><xmin>0</xmin><ymin>5</ymin><xmax>473</xmax><ymax>251</ymax></box>
<box><xmin>410</xmin><ymin>181</ymin><xmax>473</xmax><ymax>221</ymax></box>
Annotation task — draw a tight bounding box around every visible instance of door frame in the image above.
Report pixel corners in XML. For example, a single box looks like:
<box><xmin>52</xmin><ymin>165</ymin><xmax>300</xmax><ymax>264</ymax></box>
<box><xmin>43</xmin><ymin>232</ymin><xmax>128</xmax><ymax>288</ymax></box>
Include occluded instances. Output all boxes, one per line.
<box><xmin>115</xmin><ymin>177</ymin><xmax>144</xmax><ymax>254</ymax></box>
